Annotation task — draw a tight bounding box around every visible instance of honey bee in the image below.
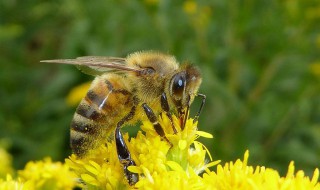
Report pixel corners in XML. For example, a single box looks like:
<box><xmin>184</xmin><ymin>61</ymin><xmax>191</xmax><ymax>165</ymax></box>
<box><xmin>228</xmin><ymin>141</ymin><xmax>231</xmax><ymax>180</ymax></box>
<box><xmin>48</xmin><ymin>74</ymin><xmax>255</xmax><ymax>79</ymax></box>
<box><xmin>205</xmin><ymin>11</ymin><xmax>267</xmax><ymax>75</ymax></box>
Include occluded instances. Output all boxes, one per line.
<box><xmin>41</xmin><ymin>51</ymin><xmax>205</xmax><ymax>185</ymax></box>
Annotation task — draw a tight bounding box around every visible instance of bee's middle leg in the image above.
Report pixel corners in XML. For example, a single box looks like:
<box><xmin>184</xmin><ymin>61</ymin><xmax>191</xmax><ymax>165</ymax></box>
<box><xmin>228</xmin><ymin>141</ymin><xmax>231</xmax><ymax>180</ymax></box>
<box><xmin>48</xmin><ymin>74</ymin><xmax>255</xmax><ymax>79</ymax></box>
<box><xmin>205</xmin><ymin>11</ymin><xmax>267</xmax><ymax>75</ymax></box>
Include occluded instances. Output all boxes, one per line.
<box><xmin>142</xmin><ymin>103</ymin><xmax>172</xmax><ymax>145</ymax></box>
<box><xmin>115</xmin><ymin>105</ymin><xmax>138</xmax><ymax>185</ymax></box>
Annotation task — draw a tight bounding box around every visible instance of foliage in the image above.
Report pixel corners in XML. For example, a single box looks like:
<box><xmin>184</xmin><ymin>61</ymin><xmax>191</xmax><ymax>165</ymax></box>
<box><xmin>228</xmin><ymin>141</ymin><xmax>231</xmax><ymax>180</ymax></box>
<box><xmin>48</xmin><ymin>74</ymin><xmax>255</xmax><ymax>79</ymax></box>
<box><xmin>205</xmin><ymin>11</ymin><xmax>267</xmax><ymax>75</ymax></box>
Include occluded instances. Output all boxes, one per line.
<box><xmin>0</xmin><ymin>0</ymin><xmax>319</xmax><ymax>178</ymax></box>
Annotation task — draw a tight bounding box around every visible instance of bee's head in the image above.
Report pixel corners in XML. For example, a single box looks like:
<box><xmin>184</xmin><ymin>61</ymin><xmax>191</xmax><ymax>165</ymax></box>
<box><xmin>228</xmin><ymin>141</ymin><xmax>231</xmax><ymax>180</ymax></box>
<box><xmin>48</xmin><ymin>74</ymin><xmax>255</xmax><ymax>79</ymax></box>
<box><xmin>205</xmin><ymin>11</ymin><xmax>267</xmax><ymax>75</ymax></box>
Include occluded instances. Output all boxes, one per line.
<box><xmin>169</xmin><ymin>64</ymin><xmax>202</xmax><ymax>109</ymax></box>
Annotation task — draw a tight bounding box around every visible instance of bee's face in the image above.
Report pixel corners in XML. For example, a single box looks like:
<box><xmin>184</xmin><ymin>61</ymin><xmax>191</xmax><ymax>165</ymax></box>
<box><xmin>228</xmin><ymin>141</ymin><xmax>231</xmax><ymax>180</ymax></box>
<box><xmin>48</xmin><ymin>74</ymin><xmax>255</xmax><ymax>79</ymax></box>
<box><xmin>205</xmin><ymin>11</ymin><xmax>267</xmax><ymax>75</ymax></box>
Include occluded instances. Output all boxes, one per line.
<box><xmin>169</xmin><ymin>64</ymin><xmax>202</xmax><ymax>109</ymax></box>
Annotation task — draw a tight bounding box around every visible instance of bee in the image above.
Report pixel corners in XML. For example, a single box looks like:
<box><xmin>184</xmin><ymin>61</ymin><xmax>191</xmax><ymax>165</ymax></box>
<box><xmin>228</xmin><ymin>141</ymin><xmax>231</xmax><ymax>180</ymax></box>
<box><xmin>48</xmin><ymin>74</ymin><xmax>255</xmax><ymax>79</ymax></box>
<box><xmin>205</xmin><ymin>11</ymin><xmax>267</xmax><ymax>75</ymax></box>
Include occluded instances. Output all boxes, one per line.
<box><xmin>41</xmin><ymin>51</ymin><xmax>205</xmax><ymax>185</ymax></box>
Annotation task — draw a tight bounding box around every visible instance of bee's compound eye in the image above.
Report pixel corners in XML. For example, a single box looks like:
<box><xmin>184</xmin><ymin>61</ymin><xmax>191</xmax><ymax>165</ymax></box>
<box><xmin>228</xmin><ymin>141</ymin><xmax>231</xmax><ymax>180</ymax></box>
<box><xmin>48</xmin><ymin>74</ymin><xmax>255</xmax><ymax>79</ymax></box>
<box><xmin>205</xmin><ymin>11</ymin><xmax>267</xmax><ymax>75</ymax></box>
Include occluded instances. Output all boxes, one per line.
<box><xmin>171</xmin><ymin>72</ymin><xmax>186</xmax><ymax>97</ymax></box>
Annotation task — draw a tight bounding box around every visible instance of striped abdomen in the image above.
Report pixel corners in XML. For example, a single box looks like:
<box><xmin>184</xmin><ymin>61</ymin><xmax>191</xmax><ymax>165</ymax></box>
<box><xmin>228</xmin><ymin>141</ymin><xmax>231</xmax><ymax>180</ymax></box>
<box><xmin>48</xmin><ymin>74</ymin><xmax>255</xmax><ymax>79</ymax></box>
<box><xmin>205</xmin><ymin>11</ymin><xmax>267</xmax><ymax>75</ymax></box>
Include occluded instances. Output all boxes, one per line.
<box><xmin>70</xmin><ymin>74</ymin><xmax>133</xmax><ymax>157</ymax></box>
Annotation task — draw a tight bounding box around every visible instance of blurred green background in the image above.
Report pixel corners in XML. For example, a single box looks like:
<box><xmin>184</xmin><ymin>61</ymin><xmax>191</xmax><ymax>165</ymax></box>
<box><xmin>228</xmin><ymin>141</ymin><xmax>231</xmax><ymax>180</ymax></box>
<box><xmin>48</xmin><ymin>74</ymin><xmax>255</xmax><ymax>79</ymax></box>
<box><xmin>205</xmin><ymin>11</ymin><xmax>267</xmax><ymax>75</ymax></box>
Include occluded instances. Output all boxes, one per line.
<box><xmin>1</xmin><ymin>0</ymin><xmax>319</xmax><ymax>177</ymax></box>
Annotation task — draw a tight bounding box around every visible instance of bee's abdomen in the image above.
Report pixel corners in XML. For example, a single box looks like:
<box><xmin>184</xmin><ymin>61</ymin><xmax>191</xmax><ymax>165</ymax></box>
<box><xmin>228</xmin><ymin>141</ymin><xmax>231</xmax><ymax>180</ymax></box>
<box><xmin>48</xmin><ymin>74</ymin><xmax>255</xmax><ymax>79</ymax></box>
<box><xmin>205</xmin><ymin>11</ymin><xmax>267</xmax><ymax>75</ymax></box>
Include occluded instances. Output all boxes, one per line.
<box><xmin>70</xmin><ymin>98</ymin><xmax>106</xmax><ymax>157</ymax></box>
<box><xmin>70</xmin><ymin>76</ymin><xmax>133</xmax><ymax>157</ymax></box>
<box><xmin>71</xmin><ymin>90</ymin><xmax>107</xmax><ymax>134</ymax></box>
<box><xmin>71</xmin><ymin>113</ymin><xmax>97</xmax><ymax>135</ymax></box>
<box><xmin>75</xmin><ymin>101</ymin><xmax>101</xmax><ymax>121</ymax></box>
<box><xmin>70</xmin><ymin>111</ymin><xmax>102</xmax><ymax>157</ymax></box>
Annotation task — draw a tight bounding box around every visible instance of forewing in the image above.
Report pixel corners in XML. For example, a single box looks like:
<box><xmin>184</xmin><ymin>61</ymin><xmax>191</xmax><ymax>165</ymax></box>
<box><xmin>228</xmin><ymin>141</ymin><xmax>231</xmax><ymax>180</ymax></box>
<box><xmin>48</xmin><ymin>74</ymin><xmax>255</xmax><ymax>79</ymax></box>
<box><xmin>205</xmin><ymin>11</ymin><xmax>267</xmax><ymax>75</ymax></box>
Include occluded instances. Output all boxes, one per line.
<box><xmin>41</xmin><ymin>56</ymin><xmax>141</xmax><ymax>76</ymax></box>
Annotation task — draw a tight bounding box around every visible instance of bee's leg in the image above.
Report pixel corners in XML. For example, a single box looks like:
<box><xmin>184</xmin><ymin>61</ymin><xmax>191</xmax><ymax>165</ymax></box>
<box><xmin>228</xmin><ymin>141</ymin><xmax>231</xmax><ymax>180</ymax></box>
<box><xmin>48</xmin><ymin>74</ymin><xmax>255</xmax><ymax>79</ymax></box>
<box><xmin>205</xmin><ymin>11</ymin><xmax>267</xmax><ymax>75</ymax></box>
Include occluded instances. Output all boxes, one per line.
<box><xmin>115</xmin><ymin>105</ymin><xmax>139</xmax><ymax>185</ymax></box>
<box><xmin>160</xmin><ymin>92</ymin><xmax>177</xmax><ymax>134</ymax></box>
<box><xmin>193</xmin><ymin>93</ymin><xmax>206</xmax><ymax>123</ymax></box>
<box><xmin>142</xmin><ymin>103</ymin><xmax>172</xmax><ymax>145</ymax></box>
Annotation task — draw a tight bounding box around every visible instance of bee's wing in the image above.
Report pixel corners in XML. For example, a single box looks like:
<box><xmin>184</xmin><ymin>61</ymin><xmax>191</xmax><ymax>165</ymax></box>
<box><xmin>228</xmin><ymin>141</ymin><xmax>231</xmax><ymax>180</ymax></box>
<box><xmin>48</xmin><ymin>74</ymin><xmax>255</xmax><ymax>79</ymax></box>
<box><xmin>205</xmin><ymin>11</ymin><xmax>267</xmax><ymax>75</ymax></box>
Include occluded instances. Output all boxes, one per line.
<box><xmin>41</xmin><ymin>56</ymin><xmax>141</xmax><ymax>76</ymax></box>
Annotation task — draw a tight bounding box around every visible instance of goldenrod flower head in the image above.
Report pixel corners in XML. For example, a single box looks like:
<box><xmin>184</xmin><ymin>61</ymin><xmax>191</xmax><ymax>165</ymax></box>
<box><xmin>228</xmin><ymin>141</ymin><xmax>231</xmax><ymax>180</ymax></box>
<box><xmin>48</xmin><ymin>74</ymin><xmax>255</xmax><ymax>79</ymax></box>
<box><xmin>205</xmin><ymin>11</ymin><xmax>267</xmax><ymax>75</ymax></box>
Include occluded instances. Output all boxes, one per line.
<box><xmin>0</xmin><ymin>114</ymin><xmax>320</xmax><ymax>190</ymax></box>
<box><xmin>129</xmin><ymin>113</ymin><xmax>217</xmax><ymax>189</ymax></box>
<box><xmin>0</xmin><ymin>174</ymin><xmax>31</xmax><ymax>190</ymax></box>
<box><xmin>18</xmin><ymin>158</ymin><xmax>77</xmax><ymax>190</ymax></box>
<box><xmin>1</xmin><ymin>113</ymin><xmax>318</xmax><ymax>189</ymax></box>
<box><xmin>66</xmin><ymin>141</ymin><xmax>127</xmax><ymax>189</ymax></box>
<box><xmin>65</xmin><ymin>111</ymin><xmax>320</xmax><ymax>189</ymax></box>
<box><xmin>203</xmin><ymin>150</ymin><xmax>320</xmax><ymax>190</ymax></box>
<box><xmin>66</xmin><ymin>113</ymin><xmax>217</xmax><ymax>189</ymax></box>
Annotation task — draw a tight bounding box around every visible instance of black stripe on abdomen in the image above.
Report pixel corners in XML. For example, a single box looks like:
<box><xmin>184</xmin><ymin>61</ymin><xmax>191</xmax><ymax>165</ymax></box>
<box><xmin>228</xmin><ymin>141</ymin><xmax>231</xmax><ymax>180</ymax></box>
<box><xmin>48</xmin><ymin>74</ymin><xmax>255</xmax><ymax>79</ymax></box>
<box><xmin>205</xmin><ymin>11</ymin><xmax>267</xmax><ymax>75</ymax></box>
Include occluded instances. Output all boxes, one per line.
<box><xmin>86</xmin><ymin>90</ymin><xmax>105</xmax><ymax>106</ymax></box>
<box><xmin>76</xmin><ymin>103</ymin><xmax>101</xmax><ymax>120</ymax></box>
<box><xmin>70</xmin><ymin>135</ymin><xmax>86</xmax><ymax>157</ymax></box>
<box><xmin>70</xmin><ymin>119</ymin><xmax>97</xmax><ymax>135</ymax></box>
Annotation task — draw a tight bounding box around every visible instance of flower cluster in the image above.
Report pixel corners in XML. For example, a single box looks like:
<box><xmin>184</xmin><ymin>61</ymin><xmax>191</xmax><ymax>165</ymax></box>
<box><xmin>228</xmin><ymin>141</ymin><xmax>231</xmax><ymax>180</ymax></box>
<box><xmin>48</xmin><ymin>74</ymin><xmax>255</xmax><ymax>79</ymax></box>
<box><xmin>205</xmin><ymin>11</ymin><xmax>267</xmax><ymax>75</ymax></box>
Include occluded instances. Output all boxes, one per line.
<box><xmin>66</xmin><ymin>113</ymin><xmax>217</xmax><ymax>189</ymax></box>
<box><xmin>0</xmin><ymin>104</ymin><xmax>319</xmax><ymax>189</ymax></box>
<box><xmin>0</xmin><ymin>157</ymin><xmax>77</xmax><ymax>190</ymax></box>
<box><xmin>65</xmin><ymin>113</ymin><xmax>320</xmax><ymax>190</ymax></box>
<box><xmin>203</xmin><ymin>151</ymin><xmax>320</xmax><ymax>190</ymax></box>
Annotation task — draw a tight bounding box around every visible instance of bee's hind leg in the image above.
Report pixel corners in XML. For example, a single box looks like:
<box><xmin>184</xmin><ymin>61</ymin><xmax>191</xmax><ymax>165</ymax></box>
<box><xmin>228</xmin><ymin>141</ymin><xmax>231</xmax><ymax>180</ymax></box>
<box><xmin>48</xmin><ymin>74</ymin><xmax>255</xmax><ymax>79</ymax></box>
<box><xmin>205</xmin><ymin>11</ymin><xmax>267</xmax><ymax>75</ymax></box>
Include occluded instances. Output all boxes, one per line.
<box><xmin>142</xmin><ymin>103</ymin><xmax>172</xmax><ymax>146</ymax></box>
<box><xmin>115</xmin><ymin>105</ymin><xmax>139</xmax><ymax>185</ymax></box>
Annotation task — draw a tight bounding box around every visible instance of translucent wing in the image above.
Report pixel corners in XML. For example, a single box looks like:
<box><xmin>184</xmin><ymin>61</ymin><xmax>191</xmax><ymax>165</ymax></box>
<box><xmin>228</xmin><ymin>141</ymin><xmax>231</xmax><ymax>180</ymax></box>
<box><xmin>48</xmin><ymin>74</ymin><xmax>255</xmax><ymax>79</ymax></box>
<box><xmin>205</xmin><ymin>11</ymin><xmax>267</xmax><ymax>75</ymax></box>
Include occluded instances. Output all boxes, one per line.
<box><xmin>41</xmin><ymin>56</ymin><xmax>141</xmax><ymax>76</ymax></box>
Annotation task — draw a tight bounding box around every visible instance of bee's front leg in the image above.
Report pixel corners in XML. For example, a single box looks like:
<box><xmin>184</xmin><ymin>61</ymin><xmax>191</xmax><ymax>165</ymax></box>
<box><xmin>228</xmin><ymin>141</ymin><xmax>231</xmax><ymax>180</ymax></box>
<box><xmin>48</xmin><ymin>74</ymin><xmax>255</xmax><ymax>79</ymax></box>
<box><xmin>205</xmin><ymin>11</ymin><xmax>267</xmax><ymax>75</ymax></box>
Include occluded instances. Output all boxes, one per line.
<box><xmin>115</xmin><ymin>104</ymin><xmax>139</xmax><ymax>185</ymax></box>
<box><xmin>160</xmin><ymin>92</ymin><xmax>177</xmax><ymax>133</ymax></box>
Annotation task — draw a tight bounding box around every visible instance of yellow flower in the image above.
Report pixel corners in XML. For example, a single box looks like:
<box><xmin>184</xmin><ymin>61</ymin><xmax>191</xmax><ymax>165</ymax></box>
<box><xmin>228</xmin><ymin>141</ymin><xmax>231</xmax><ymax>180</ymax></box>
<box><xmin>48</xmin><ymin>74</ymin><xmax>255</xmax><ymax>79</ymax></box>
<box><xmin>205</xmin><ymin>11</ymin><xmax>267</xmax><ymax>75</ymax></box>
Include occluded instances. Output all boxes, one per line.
<box><xmin>66</xmin><ymin>142</ymin><xmax>127</xmax><ymax>189</ymax></box>
<box><xmin>129</xmin><ymin>114</ymin><xmax>217</xmax><ymax>189</ymax></box>
<box><xmin>1</xmin><ymin>112</ymin><xmax>319</xmax><ymax>189</ymax></box>
<box><xmin>66</xmin><ymin>113</ymin><xmax>217</xmax><ymax>189</ymax></box>
<box><xmin>18</xmin><ymin>158</ymin><xmax>77</xmax><ymax>190</ymax></box>
<box><xmin>203</xmin><ymin>150</ymin><xmax>320</xmax><ymax>190</ymax></box>
<box><xmin>65</xmin><ymin>111</ymin><xmax>320</xmax><ymax>189</ymax></box>
<box><xmin>0</xmin><ymin>174</ymin><xmax>31</xmax><ymax>190</ymax></box>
